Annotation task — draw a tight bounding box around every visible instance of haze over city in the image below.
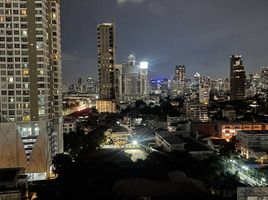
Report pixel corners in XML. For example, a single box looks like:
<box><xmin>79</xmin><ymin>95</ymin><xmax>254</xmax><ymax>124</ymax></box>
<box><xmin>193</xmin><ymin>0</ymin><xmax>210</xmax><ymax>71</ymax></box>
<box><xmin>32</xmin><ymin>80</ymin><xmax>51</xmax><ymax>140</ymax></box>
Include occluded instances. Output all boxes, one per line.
<box><xmin>62</xmin><ymin>0</ymin><xmax>268</xmax><ymax>83</ymax></box>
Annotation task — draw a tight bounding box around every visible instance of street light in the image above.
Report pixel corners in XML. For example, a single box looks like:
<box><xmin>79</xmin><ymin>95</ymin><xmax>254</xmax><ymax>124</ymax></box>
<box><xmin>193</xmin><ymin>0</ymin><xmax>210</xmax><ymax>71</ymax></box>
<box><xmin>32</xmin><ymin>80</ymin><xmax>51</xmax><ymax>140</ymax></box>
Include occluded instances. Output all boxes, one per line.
<box><xmin>132</xmin><ymin>140</ymin><xmax>138</xmax><ymax>146</ymax></box>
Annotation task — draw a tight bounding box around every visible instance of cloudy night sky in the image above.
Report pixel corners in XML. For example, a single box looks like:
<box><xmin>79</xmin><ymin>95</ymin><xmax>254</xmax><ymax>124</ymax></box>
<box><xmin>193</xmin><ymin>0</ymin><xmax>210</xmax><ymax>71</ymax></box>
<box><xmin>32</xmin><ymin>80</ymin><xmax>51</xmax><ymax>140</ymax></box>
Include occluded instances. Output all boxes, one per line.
<box><xmin>62</xmin><ymin>0</ymin><xmax>268</xmax><ymax>84</ymax></box>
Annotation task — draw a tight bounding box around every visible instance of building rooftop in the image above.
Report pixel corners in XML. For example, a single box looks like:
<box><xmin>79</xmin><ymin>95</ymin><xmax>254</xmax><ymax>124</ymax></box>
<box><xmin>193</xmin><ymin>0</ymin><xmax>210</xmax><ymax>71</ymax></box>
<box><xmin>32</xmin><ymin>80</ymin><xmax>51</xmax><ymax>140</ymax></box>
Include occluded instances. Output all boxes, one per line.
<box><xmin>156</xmin><ymin>131</ymin><xmax>186</xmax><ymax>145</ymax></box>
<box><xmin>185</xmin><ymin>138</ymin><xmax>212</xmax><ymax>152</ymax></box>
<box><xmin>111</xmin><ymin>124</ymin><xmax>128</xmax><ymax>133</ymax></box>
<box><xmin>0</xmin><ymin>167</ymin><xmax>26</xmax><ymax>190</ymax></box>
<box><xmin>63</xmin><ymin>118</ymin><xmax>76</xmax><ymax>123</ymax></box>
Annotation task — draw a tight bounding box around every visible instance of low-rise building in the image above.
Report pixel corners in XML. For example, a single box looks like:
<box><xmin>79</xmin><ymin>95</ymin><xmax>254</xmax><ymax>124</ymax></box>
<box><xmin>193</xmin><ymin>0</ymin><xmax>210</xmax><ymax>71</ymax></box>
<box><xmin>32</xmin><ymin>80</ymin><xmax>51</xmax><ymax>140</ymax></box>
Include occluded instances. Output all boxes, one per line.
<box><xmin>96</xmin><ymin>99</ymin><xmax>117</xmax><ymax>113</ymax></box>
<box><xmin>184</xmin><ymin>137</ymin><xmax>214</xmax><ymax>160</ymax></box>
<box><xmin>236</xmin><ymin>130</ymin><xmax>268</xmax><ymax>161</ymax></box>
<box><xmin>219</xmin><ymin>122</ymin><xmax>268</xmax><ymax>140</ymax></box>
<box><xmin>105</xmin><ymin>125</ymin><xmax>130</xmax><ymax>146</ymax></box>
<box><xmin>155</xmin><ymin>131</ymin><xmax>186</xmax><ymax>152</ymax></box>
<box><xmin>63</xmin><ymin>118</ymin><xmax>77</xmax><ymax>133</ymax></box>
<box><xmin>186</xmin><ymin>102</ymin><xmax>209</xmax><ymax>122</ymax></box>
<box><xmin>167</xmin><ymin>116</ymin><xmax>190</xmax><ymax>134</ymax></box>
<box><xmin>204</xmin><ymin>137</ymin><xmax>227</xmax><ymax>152</ymax></box>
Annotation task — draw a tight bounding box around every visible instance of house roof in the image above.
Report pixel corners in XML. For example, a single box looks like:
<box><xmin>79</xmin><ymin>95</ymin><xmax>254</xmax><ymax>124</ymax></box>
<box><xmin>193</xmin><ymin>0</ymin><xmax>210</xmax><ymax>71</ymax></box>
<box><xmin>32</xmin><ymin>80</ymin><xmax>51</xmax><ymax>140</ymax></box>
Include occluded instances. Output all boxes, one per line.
<box><xmin>111</xmin><ymin>124</ymin><xmax>128</xmax><ymax>132</ymax></box>
<box><xmin>156</xmin><ymin>131</ymin><xmax>186</xmax><ymax>145</ymax></box>
<box><xmin>0</xmin><ymin>167</ymin><xmax>25</xmax><ymax>188</ymax></box>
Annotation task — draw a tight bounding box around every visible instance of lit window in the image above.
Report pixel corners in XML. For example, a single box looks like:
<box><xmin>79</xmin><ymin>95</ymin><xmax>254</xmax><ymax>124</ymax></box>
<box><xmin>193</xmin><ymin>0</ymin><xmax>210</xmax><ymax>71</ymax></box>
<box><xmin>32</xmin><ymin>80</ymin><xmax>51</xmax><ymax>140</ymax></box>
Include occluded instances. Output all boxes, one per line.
<box><xmin>20</xmin><ymin>9</ymin><xmax>27</xmax><ymax>16</ymax></box>
<box><xmin>52</xmin><ymin>13</ymin><xmax>56</xmax><ymax>19</ymax></box>
<box><xmin>8</xmin><ymin>77</ymin><xmax>13</xmax><ymax>83</ymax></box>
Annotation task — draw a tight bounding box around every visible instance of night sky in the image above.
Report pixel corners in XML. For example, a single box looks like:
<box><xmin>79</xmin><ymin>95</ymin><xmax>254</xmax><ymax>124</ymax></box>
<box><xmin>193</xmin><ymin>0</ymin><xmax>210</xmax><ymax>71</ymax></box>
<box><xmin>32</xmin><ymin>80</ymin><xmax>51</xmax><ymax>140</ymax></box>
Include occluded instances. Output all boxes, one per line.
<box><xmin>62</xmin><ymin>0</ymin><xmax>268</xmax><ymax>84</ymax></box>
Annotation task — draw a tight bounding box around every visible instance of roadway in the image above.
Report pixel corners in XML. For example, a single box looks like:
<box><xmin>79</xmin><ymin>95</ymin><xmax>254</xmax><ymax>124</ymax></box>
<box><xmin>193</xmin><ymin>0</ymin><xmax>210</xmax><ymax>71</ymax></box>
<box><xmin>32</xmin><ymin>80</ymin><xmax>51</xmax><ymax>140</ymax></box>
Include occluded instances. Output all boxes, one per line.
<box><xmin>223</xmin><ymin>158</ymin><xmax>267</xmax><ymax>186</ymax></box>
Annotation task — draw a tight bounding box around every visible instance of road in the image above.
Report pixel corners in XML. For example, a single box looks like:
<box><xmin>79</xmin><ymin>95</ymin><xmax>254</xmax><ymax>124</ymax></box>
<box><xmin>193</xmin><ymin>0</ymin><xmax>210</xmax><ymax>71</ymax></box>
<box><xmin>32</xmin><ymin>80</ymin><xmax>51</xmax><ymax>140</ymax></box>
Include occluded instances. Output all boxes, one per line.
<box><xmin>223</xmin><ymin>158</ymin><xmax>267</xmax><ymax>186</ymax></box>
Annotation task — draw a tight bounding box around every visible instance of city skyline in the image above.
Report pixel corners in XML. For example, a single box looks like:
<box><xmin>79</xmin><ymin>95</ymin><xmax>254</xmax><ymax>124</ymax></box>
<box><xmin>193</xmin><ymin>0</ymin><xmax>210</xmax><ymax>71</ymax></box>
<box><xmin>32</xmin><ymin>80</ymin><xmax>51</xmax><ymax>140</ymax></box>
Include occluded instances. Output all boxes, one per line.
<box><xmin>62</xmin><ymin>0</ymin><xmax>268</xmax><ymax>83</ymax></box>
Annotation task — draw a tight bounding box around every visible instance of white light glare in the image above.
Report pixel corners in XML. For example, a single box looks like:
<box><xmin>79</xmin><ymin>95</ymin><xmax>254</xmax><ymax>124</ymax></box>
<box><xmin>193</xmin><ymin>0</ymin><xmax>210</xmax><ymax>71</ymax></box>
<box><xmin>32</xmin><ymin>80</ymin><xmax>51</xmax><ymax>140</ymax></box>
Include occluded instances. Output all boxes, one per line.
<box><xmin>132</xmin><ymin>140</ymin><xmax>138</xmax><ymax>145</ymax></box>
<box><xmin>140</xmin><ymin>61</ymin><xmax>148</xmax><ymax>69</ymax></box>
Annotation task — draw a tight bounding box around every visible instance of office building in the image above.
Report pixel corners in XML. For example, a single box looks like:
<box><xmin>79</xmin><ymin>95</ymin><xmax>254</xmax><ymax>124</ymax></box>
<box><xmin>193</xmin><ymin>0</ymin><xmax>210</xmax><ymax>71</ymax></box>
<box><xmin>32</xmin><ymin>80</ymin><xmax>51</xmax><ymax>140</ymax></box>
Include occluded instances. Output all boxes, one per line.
<box><xmin>117</xmin><ymin>55</ymin><xmax>148</xmax><ymax>103</ymax></box>
<box><xmin>230</xmin><ymin>55</ymin><xmax>246</xmax><ymax>100</ymax></box>
<box><xmin>0</xmin><ymin>0</ymin><xmax>63</xmax><ymax>177</ymax></box>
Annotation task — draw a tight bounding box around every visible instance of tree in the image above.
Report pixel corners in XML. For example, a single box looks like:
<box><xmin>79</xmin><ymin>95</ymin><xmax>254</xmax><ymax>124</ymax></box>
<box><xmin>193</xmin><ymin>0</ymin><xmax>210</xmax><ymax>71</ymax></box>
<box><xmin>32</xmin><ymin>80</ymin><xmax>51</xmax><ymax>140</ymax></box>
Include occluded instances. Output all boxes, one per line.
<box><xmin>219</xmin><ymin>137</ymin><xmax>237</xmax><ymax>157</ymax></box>
<box><xmin>135</xmin><ymin>100</ymin><xmax>146</xmax><ymax>108</ymax></box>
<box><xmin>52</xmin><ymin>153</ymin><xmax>72</xmax><ymax>179</ymax></box>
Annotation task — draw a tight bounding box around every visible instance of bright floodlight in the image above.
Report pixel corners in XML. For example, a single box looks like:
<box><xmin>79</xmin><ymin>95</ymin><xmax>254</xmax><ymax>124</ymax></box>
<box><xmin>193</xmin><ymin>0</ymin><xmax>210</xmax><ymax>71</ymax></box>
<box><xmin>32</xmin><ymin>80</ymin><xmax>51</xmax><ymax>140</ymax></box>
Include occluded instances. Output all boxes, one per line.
<box><xmin>140</xmin><ymin>61</ymin><xmax>148</xmax><ymax>69</ymax></box>
<box><xmin>132</xmin><ymin>140</ymin><xmax>138</xmax><ymax>145</ymax></box>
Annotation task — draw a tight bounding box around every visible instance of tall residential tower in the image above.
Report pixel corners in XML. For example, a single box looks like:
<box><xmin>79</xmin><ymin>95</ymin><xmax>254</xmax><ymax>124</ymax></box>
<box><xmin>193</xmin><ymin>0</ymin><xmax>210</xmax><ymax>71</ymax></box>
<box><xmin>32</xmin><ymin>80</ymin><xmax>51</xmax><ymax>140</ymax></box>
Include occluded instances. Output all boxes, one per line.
<box><xmin>230</xmin><ymin>55</ymin><xmax>246</xmax><ymax>101</ymax></box>
<box><xmin>96</xmin><ymin>22</ymin><xmax>117</xmax><ymax>112</ymax></box>
<box><xmin>0</xmin><ymin>0</ymin><xmax>63</xmax><ymax>177</ymax></box>
<box><xmin>175</xmin><ymin>65</ymin><xmax>185</xmax><ymax>95</ymax></box>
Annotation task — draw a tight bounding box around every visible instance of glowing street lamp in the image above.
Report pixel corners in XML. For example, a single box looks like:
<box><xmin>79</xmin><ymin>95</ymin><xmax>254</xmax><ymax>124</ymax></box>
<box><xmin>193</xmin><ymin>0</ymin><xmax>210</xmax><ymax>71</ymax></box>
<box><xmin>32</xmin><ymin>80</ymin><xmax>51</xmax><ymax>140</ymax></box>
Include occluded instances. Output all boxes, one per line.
<box><xmin>132</xmin><ymin>140</ymin><xmax>138</xmax><ymax>146</ymax></box>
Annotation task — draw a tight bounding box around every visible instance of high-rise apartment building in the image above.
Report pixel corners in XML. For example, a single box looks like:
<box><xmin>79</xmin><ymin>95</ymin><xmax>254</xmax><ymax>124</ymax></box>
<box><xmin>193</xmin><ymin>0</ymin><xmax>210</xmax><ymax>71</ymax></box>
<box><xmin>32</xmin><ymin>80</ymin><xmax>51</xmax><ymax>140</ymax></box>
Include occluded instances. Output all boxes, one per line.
<box><xmin>0</xmin><ymin>0</ymin><xmax>63</xmax><ymax>177</ymax></box>
<box><xmin>96</xmin><ymin>22</ymin><xmax>117</xmax><ymax>112</ymax></box>
<box><xmin>175</xmin><ymin>65</ymin><xmax>185</xmax><ymax>95</ymax></box>
<box><xmin>230</xmin><ymin>55</ymin><xmax>246</xmax><ymax>101</ymax></box>
<box><xmin>199</xmin><ymin>76</ymin><xmax>210</xmax><ymax>104</ymax></box>
<box><xmin>97</xmin><ymin>23</ymin><xmax>116</xmax><ymax>100</ymax></box>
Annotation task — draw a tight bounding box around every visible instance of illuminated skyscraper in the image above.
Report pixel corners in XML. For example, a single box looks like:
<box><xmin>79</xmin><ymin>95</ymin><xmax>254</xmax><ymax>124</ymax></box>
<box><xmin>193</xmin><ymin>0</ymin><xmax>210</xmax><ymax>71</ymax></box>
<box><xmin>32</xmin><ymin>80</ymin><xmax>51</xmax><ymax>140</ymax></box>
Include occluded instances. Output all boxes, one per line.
<box><xmin>175</xmin><ymin>65</ymin><xmax>185</xmax><ymax>95</ymax></box>
<box><xmin>230</xmin><ymin>55</ymin><xmax>246</xmax><ymax>101</ymax></box>
<box><xmin>0</xmin><ymin>0</ymin><xmax>63</xmax><ymax>177</ymax></box>
<box><xmin>199</xmin><ymin>76</ymin><xmax>210</xmax><ymax>104</ymax></box>
<box><xmin>97</xmin><ymin>22</ymin><xmax>116</xmax><ymax>100</ymax></box>
<box><xmin>96</xmin><ymin>22</ymin><xmax>117</xmax><ymax>112</ymax></box>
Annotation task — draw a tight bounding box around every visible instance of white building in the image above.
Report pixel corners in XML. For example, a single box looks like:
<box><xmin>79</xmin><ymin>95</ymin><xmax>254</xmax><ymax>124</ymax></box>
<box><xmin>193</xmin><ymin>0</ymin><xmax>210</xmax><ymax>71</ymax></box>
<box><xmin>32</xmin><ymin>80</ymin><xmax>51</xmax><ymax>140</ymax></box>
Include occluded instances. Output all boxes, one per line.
<box><xmin>0</xmin><ymin>0</ymin><xmax>63</xmax><ymax>176</ymax></box>
<box><xmin>236</xmin><ymin>130</ymin><xmax>268</xmax><ymax>160</ymax></box>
